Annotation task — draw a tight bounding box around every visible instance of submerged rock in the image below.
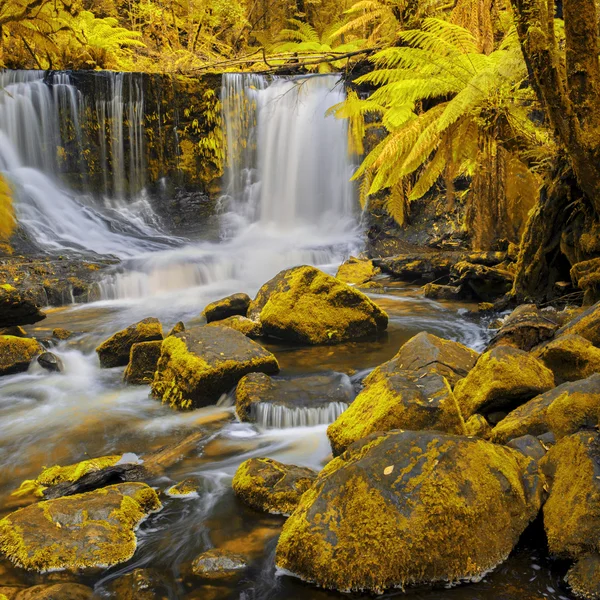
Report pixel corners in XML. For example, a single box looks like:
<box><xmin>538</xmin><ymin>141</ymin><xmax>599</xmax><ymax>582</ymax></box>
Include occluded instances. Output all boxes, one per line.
<box><xmin>253</xmin><ymin>266</ymin><xmax>388</xmax><ymax>345</ymax></box>
<box><xmin>276</xmin><ymin>430</ymin><xmax>543</xmax><ymax>593</ymax></box>
<box><xmin>37</xmin><ymin>351</ymin><xmax>63</xmax><ymax>373</ymax></box>
<box><xmin>454</xmin><ymin>346</ymin><xmax>554</xmax><ymax>418</ymax></box>
<box><xmin>327</xmin><ymin>372</ymin><xmax>463</xmax><ymax>456</ymax></box>
<box><xmin>108</xmin><ymin>568</ymin><xmax>171</xmax><ymax>600</ymax></box>
<box><xmin>534</xmin><ymin>334</ymin><xmax>600</xmax><ymax>383</ymax></box>
<box><xmin>191</xmin><ymin>548</ymin><xmax>247</xmax><ymax>580</ymax></box>
<box><xmin>202</xmin><ymin>293</ymin><xmax>251</xmax><ymax>323</ymax></box>
<box><xmin>0</xmin><ymin>335</ymin><xmax>43</xmax><ymax>376</ymax></box>
<box><xmin>96</xmin><ymin>318</ymin><xmax>163</xmax><ymax>369</ymax></box>
<box><xmin>335</xmin><ymin>257</ymin><xmax>380</xmax><ymax>286</ymax></box>
<box><xmin>123</xmin><ymin>340</ymin><xmax>163</xmax><ymax>385</ymax></box>
<box><xmin>11</xmin><ymin>583</ymin><xmax>94</xmax><ymax>599</ymax></box>
<box><xmin>0</xmin><ymin>482</ymin><xmax>161</xmax><ymax>571</ymax></box>
<box><xmin>0</xmin><ymin>284</ymin><xmax>46</xmax><ymax>328</ymax></box>
<box><xmin>151</xmin><ymin>326</ymin><xmax>279</xmax><ymax>409</ymax></box>
<box><xmin>235</xmin><ymin>372</ymin><xmax>354</xmax><ymax>427</ymax></box>
<box><xmin>207</xmin><ymin>316</ymin><xmax>262</xmax><ymax>338</ymax></box>
<box><xmin>232</xmin><ymin>458</ymin><xmax>317</xmax><ymax>515</ymax></box>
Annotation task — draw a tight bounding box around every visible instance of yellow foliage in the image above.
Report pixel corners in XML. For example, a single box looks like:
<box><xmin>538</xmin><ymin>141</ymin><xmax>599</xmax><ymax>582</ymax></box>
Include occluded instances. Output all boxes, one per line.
<box><xmin>0</xmin><ymin>175</ymin><xmax>14</xmax><ymax>243</ymax></box>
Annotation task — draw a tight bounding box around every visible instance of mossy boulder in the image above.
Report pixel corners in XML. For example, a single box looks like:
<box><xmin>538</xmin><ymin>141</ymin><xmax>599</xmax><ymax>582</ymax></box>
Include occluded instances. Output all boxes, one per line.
<box><xmin>96</xmin><ymin>318</ymin><xmax>163</xmax><ymax>369</ymax></box>
<box><xmin>151</xmin><ymin>326</ymin><xmax>279</xmax><ymax>409</ymax></box>
<box><xmin>123</xmin><ymin>340</ymin><xmax>163</xmax><ymax>385</ymax></box>
<box><xmin>566</xmin><ymin>553</ymin><xmax>600</xmax><ymax>600</ymax></box>
<box><xmin>487</xmin><ymin>304</ymin><xmax>559</xmax><ymax>352</ymax></box>
<box><xmin>454</xmin><ymin>346</ymin><xmax>554</xmax><ymax>418</ymax></box>
<box><xmin>276</xmin><ymin>430</ymin><xmax>543</xmax><ymax>593</ymax></box>
<box><xmin>533</xmin><ymin>334</ymin><xmax>600</xmax><ymax>383</ymax></box>
<box><xmin>11</xmin><ymin>584</ymin><xmax>94</xmax><ymax>599</ymax></box>
<box><xmin>0</xmin><ymin>284</ymin><xmax>45</xmax><ymax>328</ymax></box>
<box><xmin>557</xmin><ymin>301</ymin><xmax>600</xmax><ymax>346</ymax></box>
<box><xmin>52</xmin><ymin>328</ymin><xmax>73</xmax><ymax>341</ymax></box>
<box><xmin>232</xmin><ymin>458</ymin><xmax>317</xmax><ymax>515</ymax></box>
<box><xmin>235</xmin><ymin>372</ymin><xmax>354</xmax><ymax>424</ymax></box>
<box><xmin>207</xmin><ymin>316</ymin><xmax>262</xmax><ymax>338</ymax></box>
<box><xmin>327</xmin><ymin>372</ymin><xmax>464</xmax><ymax>456</ymax></box>
<box><xmin>464</xmin><ymin>414</ymin><xmax>492</xmax><ymax>438</ymax></box>
<box><xmin>0</xmin><ymin>336</ymin><xmax>43</xmax><ymax>376</ymax></box>
<box><xmin>540</xmin><ymin>431</ymin><xmax>600</xmax><ymax>561</ymax></box>
<box><xmin>191</xmin><ymin>548</ymin><xmax>247</xmax><ymax>580</ymax></box>
<box><xmin>202</xmin><ymin>293</ymin><xmax>251</xmax><ymax>323</ymax></box>
<box><xmin>335</xmin><ymin>257</ymin><xmax>380</xmax><ymax>286</ymax></box>
<box><xmin>422</xmin><ymin>283</ymin><xmax>462</xmax><ymax>300</ymax></box>
<box><xmin>253</xmin><ymin>266</ymin><xmax>388</xmax><ymax>345</ymax></box>
<box><xmin>491</xmin><ymin>376</ymin><xmax>600</xmax><ymax>444</ymax></box>
<box><xmin>365</xmin><ymin>332</ymin><xmax>479</xmax><ymax>387</ymax></box>
<box><xmin>0</xmin><ymin>482</ymin><xmax>161</xmax><ymax>571</ymax></box>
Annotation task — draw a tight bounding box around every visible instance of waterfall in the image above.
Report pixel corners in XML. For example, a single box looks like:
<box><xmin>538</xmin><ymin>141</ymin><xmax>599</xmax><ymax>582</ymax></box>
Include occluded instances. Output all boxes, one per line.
<box><xmin>253</xmin><ymin>401</ymin><xmax>350</xmax><ymax>429</ymax></box>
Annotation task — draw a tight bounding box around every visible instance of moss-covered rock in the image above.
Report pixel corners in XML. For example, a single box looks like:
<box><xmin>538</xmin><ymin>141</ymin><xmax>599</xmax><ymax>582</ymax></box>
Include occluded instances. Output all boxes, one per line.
<box><xmin>327</xmin><ymin>372</ymin><xmax>464</xmax><ymax>456</ymax></box>
<box><xmin>365</xmin><ymin>332</ymin><xmax>479</xmax><ymax>387</ymax></box>
<box><xmin>151</xmin><ymin>326</ymin><xmax>279</xmax><ymax>410</ymax></box>
<box><xmin>488</xmin><ymin>304</ymin><xmax>559</xmax><ymax>352</ymax></box>
<box><xmin>202</xmin><ymin>293</ymin><xmax>251</xmax><ymax>323</ymax></box>
<box><xmin>0</xmin><ymin>284</ymin><xmax>45</xmax><ymax>328</ymax></box>
<box><xmin>96</xmin><ymin>318</ymin><xmax>163</xmax><ymax>369</ymax></box>
<box><xmin>335</xmin><ymin>257</ymin><xmax>380</xmax><ymax>286</ymax></box>
<box><xmin>464</xmin><ymin>414</ymin><xmax>492</xmax><ymax>438</ymax></box>
<box><xmin>0</xmin><ymin>482</ymin><xmax>161</xmax><ymax>571</ymax></box>
<box><xmin>123</xmin><ymin>340</ymin><xmax>163</xmax><ymax>385</ymax></box>
<box><xmin>275</xmin><ymin>430</ymin><xmax>543</xmax><ymax>593</ymax></box>
<box><xmin>235</xmin><ymin>372</ymin><xmax>354</xmax><ymax>424</ymax></box>
<box><xmin>167</xmin><ymin>321</ymin><xmax>185</xmax><ymax>337</ymax></box>
<box><xmin>451</xmin><ymin>261</ymin><xmax>514</xmax><ymax>302</ymax></box>
<box><xmin>12</xmin><ymin>584</ymin><xmax>94</xmax><ymax>599</ymax></box>
<box><xmin>166</xmin><ymin>478</ymin><xmax>200</xmax><ymax>497</ymax></box>
<box><xmin>422</xmin><ymin>283</ymin><xmax>462</xmax><ymax>300</ymax></box>
<box><xmin>534</xmin><ymin>334</ymin><xmax>600</xmax><ymax>383</ymax></box>
<box><xmin>254</xmin><ymin>266</ymin><xmax>388</xmax><ymax>345</ymax></box>
<box><xmin>108</xmin><ymin>569</ymin><xmax>170</xmax><ymax>600</ymax></box>
<box><xmin>191</xmin><ymin>548</ymin><xmax>247</xmax><ymax>580</ymax></box>
<box><xmin>232</xmin><ymin>458</ymin><xmax>317</xmax><ymax>515</ymax></box>
<box><xmin>0</xmin><ymin>335</ymin><xmax>43</xmax><ymax>376</ymax></box>
<box><xmin>491</xmin><ymin>376</ymin><xmax>600</xmax><ymax>444</ymax></box>
<box><xmin>540</xmin><ymin>431</ymin><xmax>600</xmax><ymax>560</ymax></box>
<box><xmin>557</xmin><ymin>301</ymin><xmax>600</xmax><ymax>346</ymax></box>
<box><xmin>566</xmin><ymin>553</ymin><xmax>600</xmax><ymax>600</ymax></box>
<box><xmin>52</xmin><ymin>328</ymin><xmax>72</xmax><ymax>341</ymax></box>
<box><xmin>454</xmin><ymin>346</ymin><xmax>554</xmax><ymax>418</ymax></box>
<box><xmin>207</xmin><ymin>316</ymin><xmax>262</xmax><ymax>338</ymax></box>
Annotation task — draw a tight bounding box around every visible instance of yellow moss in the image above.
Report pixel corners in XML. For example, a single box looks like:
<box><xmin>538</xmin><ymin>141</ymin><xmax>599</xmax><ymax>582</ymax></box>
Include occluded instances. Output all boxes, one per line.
<box><xmin>0</xmin><ymin>335</ymin><xmax>43</xmax><ymax>375</ymax></box>
<box><xmin>207</xmin><ymin>316</ymin><xmax>261</xmax><ymax>338</ymax></box>
<box><xmin>464</xmin><ymin>414</ymin><xmax>492</xmax><ymax>438</ymax></box>
<box><xmin>0</xmin><ymin>284</ymin><xmax>15</xmax><ymax>291</ymax></box>
<box><xmin>547</xmin><ymin>390</ymin><xmax>600</xmax><ymax>440</ymax></box>
<box><xmin>166</xmin><ymin>478</ymin><xmax>199</xmax><ymax>497</ymax></box>
<box><xmin>335</xmin><ymin>258</ymin><xmax>380</xmax><ymax>286</ymax></box>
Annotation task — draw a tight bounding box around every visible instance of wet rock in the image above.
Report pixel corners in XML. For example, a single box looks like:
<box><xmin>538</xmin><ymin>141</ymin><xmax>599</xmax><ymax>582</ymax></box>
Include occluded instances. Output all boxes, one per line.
<box><xmin>207</xmin><ymin>316</ymin><xmax>262</xmax><ymax>338</ymax></box>
<box><xmin>252</xmin><ymin>266</ymin><xmax>388</xmax><ymax>345</ymax></box>
<box><xmin>0</xmin><ymin>335</ymin><xmax>43</xmax><ymax>376</ymax></box>
<box><xmin>534</xmin><ymin>334</ymin><xmax>600</xmax><ymax>383</ymax></box>
<box><xmin>96</xmin><ymin>318</ymin><xmax>163</xmax><ymax>369</ymax></box>
<box><xmin>0</xmin><ymin>326</ymin><xmax>27</xmax><ymax>337</ymax></box>
<box><xmin>464</xmin><ymin>414</ymin><xmax>492</xmax><ymax>438</ymax></box>
<box><xmin>37</xmin><ymin>352</ymin><xmax>63</xmax><ymax>373</ymax></box>
<box><xmin>454</xmin><ymin>346</ymin><xmax>554</xmax><ymax>418</ymax></box>
<box><xmin>0</xmin><ymin>284</ymin><xmax>46</xmax><ymax>328</ymax></box>
<box><xmin>335</xmin><ymin>257</ymin><xmax>380</xmax><ymax>286</ymax></box>
<box><xmin>327</xmin><ymin>372</ymin><xmax>464</xmax><ymax>456</ymax></box>
<box><xmin>276</xmin><ymin>430</ymin><xmax>543</xmax><ymax>593</ymax></box>
<box><xmin>0</xmin><ymin>483</ymin><xmax>161</xmax><ymax>571</ymax></box>
<box><xmin>232</xmin><ymin>458</ymin><xmax>317</xmax><ymax>515</ymax></box>
<box><xmin>451</xmin><ymin>261</ymin><xmax>514</xmax><ymax>302</ymax></box>
<box><xmin>191</xmin><ymin>548</ymin><xmax>247</xmax><ymax>580</ymax></box>
<box><xmin>52</xmin><ymin>328</ymin><xmax>72</xmax><ymax>341</ymax></box>
<box><xmin>13</xmin><ymin>583</ymin><xmax>94</xmax><ymax>599</ymax></box>
<box><xmin>566</xmin><ymin>553</ymin><xmax>600</xmax><ymax>600</ymax></box>
<box><xmin>422</xmin><ymin>283</ymin><xmax>462</xmax><ymax>300</ymax></box>
<box><xmin>123</xmin><ymin>340</ymin><xmax>162</xmax><ymax>385</ymax></box>
<box><xmin>540</xmin><ymin>431</ymin><xmax>600</xmax><ymax>562</ymax></box>
<box><xmin>366</xmin><ymin>331</ymin><xmax>479</xmax><ymax>387</ymax></box>
<box><xmin>167</xmin><ymin>478</ymin><xmax>201</xmax><ymax>497</ymax></box>
<box><xmin>487</xmin><ymin>304</ymin><xmax>559</xmax><ymax>352</ymax></box>
<box><xmin>557</xmin><ymin>301</ymin><xmax>600</xmax><ymax>346</ymax></box>
<box><xmin>167</xmin><ymin>321</ymin><xmax>185</xmax><ymax>336</ymax></box>
<box><xmin>202</xmin><ymin>293</ymin><xmax>251</xmax><ymax>323</ymax></box>
<box><xmin>506</xmin><ymin>435</ymin><xmax>547</xmax><ymax>461</ymax></box>
<box><xmin>109</xmin><ymin>568</ymin><xmax>171</xmax><ymax>600</ymax></box>
<box><xmin>151</xmin><ymin>326</ymin><xmax>279</xmax><ymax>409</ymax></box>
<box><xmin>235</xmin><ymin>372</ymin><xmax>354</xmax><ymax>425</ymax></box>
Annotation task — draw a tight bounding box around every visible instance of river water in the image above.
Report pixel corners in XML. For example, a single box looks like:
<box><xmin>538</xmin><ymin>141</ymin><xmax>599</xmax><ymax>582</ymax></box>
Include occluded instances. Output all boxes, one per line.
<box><xmin>0</xmin><ymin>71</ymin><xmax>572</xmax><ymax>599</ymax></box>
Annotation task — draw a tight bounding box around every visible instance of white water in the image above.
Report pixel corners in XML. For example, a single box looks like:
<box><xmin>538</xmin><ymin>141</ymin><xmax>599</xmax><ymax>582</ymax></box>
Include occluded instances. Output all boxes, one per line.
<box><xmin>253</xmin><ymin>401</ymin><xmax>350</xmax><ymax>428</ymax></box>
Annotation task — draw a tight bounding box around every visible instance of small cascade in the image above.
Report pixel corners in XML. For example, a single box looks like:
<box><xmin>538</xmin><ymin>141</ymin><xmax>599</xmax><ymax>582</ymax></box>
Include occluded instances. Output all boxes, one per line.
<box><xmin>253</xmin><ymin>402</ymin><xmax>350</xmax><ymax>429</ymax></box>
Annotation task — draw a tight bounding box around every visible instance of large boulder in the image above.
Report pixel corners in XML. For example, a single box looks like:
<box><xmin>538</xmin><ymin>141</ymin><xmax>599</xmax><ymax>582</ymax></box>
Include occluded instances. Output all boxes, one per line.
<box><xmin>0</xmin><ymin>483</ymin><xmax>161</xmax><ymax>571</ymax></box>
<box><xmin>487</xmin><ymin>304</ymin><xmax>559</xmax><ymax>352</ymax></box>
<box><xmin>335</xmin><ymin>257</ymin><xmax>380</xmax><ymax>286</ymax></box>
<box><xmin>557</xmin><ymin>301</ymin><xmax>600</xmax><ymax>346</ymax></box>
<box><xmin>533</xmin><ymin>334</ymin><xmax>600</xmax><ymax>383</ymax></box>
<box><xmin>365</xmin><ymin>332</ymin><xmax>479</xmax><ymax>387</ymax></box>
<box><xmin>0</xmin><ymin>335</ymin><xmax>43</xmax><ymax>376</ymax></box>
<box><xmin>491</xmin><ymin>376</ymin><xmax>600</xmax><ymax>444</ymax></box>
<box><xmin>327</xmin><ymin>372</ymin><xmax>464</xmax><ymax>456</ymax></box>
<box><xmin>96</xmin><ymin>318</ymin><xmax>163</xmax><ymax>369</ymax></box>
<box><xmin>151</xmin><ymin>326</ymin><xmax>279</xmax><ymax>409</ymax></box>
<box><xmin>123</xmin><ymin>340</ymin><xmax>163</xmax><ymax>385</ymax></box>
<box><xmin>454</xmin><ymin>346</ymin><xmax>554</xmax><ymax>418</ymax></box>
<box><xmin>0</xmin><ymin>284</ymin><xmax>45</xmax><ymax>328</ymax></box>
<box><xmin>251</xmin><ymin>266</ymin><xmax>388</xmax><ymax>345</ymax></box>
<box><xmin>202</xmin><ymin>293</ymin><xmax>251</xmax><ymax>323</ymax></box>
<box><xmin>232</xmin><ymin>458</ymin><xmax>317</xmax><ymax>516</ymax></box>
<box><xmin>235</xmin><ymin>372</ymin><xmax>354</xmax><ymax>426</ymax></box>
<box><xmin>276</xmin><ymin>430</ymin><xmax>543</xmax><ymax>593</ymax></box>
